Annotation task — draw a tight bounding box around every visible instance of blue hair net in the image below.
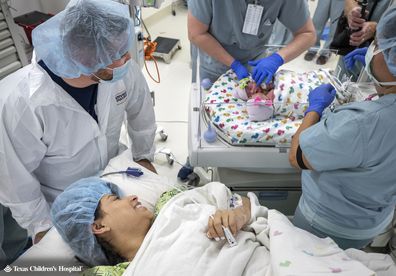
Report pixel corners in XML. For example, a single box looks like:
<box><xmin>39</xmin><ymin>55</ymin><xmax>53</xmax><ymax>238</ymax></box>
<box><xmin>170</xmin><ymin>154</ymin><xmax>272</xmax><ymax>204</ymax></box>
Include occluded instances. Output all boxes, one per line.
<box><xmin>376</xmin><ymin>4</ymin><xmax>396</xmax><ymax>76</ymax></box>
<box><xmin>32</xmin><ymin>0</ymin><xmax>134</xmax><ymax>78</ymax></box>
<box><xmin>51</xmin><ymin>177</ymin><xmax>120</xmax><ymax>266</ymax></box>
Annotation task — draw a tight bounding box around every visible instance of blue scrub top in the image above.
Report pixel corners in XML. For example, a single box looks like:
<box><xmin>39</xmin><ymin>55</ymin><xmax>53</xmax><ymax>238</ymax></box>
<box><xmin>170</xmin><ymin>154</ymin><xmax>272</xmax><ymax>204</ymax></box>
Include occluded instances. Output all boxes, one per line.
<box><xmin>189</xmin><ymin>0</ymin><xmax>310</xmax><ymax>63</ymax></box>
<box><xmin>299</xmin><ymin>94</ymin><xmax>396</xmax><ymax>239</ymax></box>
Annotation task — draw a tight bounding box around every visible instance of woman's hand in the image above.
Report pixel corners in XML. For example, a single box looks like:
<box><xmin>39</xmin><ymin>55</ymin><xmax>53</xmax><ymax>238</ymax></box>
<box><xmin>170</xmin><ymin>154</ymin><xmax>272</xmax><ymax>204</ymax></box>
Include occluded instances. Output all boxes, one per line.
<box><xmin>206</xmin><ymin>207</ymin><xmax>249</xmax><ymax>241</ymax></box>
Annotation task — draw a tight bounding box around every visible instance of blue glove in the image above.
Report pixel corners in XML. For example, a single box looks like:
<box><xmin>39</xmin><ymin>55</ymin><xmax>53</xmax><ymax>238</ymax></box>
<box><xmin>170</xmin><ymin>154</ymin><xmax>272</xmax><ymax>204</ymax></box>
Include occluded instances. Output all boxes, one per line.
<box><xmin>305</xmin><ymin>84</ymin><xmax>336</xmax><ymax>117</ymax></box>
<box><xmin>344</xmin><ymin>47</ymin><xmax>368</xmax><ymax>70</ymax></box>
<box><xmin>248</xmin><ymin>53</ymin><xmax>284</xmax><ymax>85</ymax></box>
<box><xmin>230</xmin><ymin>60</ymin><xmax>249</xmax><ymax>80</ymax></box>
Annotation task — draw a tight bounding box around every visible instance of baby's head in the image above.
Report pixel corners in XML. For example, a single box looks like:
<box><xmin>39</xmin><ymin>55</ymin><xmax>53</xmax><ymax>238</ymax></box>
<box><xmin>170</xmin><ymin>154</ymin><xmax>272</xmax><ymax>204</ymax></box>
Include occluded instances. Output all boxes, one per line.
<box><xmin>235</xmin><ymin>77</ymin><xmax>275</xmax><ymax>101</ymax></box>
<box><xmin>51</xmin><ymin>177</ymin><xmax>153</xmax><ymax>266</ymax></box>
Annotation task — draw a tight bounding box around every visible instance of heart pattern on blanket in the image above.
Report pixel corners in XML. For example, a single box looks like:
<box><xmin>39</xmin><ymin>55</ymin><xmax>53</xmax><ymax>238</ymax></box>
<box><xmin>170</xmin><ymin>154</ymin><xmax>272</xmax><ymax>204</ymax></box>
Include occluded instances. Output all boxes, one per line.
<box><xmin>279</xmin><ymin>260</ymin><xmax>291</xmax><ymax>267</ymax></box>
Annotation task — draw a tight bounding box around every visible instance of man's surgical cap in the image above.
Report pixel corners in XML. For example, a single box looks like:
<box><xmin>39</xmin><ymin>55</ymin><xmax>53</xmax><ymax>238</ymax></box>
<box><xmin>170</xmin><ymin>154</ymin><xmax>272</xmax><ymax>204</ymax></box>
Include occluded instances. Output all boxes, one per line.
<box><xmin>376</xmin><ymin>4</ymin><xmax>396</xmax><ymax>77</ymax></box>
<box><xmin>51</xmin><ymin>177</ymin><xmax>120</xmax><ymax>266</ymax></box>
<box><xmin>32</xmin><ymin>0</ymin><xmax>134</xmax><ymax>78</ymax></box>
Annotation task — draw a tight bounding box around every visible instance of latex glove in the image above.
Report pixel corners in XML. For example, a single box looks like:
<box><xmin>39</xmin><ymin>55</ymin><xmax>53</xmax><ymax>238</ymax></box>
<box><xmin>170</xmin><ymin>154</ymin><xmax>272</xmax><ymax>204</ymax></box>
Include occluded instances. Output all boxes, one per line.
<box><xmin>344</xmin><ymin>47</ymin><xmax>368</xmax><ymax>70</ymax></box>
<box><xmin>305</xmin><ymin>84</ymin><xmax>336</xmax><ymax>117</ymax></box>
<box><xmin>230</xmin><ymin>60</ymin><xmax>249</xmax><ymax>80</ymax></box>
<box><xmin>248</xmin><ymin>53</ymin><xmax>284</xmax><ymax>85</ymax></box>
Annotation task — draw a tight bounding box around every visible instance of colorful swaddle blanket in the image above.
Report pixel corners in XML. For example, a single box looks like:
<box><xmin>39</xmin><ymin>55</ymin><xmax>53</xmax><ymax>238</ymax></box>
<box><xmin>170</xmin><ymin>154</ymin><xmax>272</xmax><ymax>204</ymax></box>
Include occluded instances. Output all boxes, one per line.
<box><xmin>204</xmin><ymin>69</ymin><xmax>331</xmax><ymax>145</ymax></box>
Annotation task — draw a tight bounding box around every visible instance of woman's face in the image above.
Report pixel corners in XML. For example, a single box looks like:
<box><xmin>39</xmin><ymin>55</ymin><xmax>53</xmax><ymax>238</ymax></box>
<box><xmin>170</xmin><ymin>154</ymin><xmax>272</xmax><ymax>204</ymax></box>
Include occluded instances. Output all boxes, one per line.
<box><xmin>98</xmin><ymin>194</ymin><xmax>153</xmax><ymax>236</ymax></box>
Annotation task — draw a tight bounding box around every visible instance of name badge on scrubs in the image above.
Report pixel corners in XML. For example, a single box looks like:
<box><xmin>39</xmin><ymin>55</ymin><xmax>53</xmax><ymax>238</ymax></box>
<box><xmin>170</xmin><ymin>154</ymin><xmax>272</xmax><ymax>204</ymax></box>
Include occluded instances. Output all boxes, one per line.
<box><xmin>242</xmin><ymin>4</ymin><xmax>264</xmax><ymax>36</ymax></box>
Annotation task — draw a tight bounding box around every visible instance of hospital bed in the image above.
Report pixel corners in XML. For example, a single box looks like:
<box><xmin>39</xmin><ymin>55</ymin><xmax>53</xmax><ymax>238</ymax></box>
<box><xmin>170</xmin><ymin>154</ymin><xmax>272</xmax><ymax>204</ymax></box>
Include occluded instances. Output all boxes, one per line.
<box><xmin>12</xmin><ymin>151</ymin><xmax>396</xmax><ymax>276</ymax></box>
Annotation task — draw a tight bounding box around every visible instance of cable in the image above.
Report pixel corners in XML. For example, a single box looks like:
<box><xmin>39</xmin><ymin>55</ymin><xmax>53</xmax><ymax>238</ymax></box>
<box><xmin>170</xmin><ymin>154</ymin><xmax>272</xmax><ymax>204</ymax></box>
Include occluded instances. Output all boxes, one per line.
<box><xmin>100</xmin><ymin>167</ymin><xmax>143</xmax><ymax>178</ymax></box>
<box><xmin>144</xmin><ymin>53</ymin><xmax>161</xmax><ymax>83</ymax></box>
<box><xmin>141</xmin><ymin>17</ymin><xmax>160</xmax><ymax>83</ymax></box>
<box><xmin>141</xmin><ymin>17</ymin><xmax>151</xmax><ymax>41</ymax></box>
<box><xmin>134</xmin><ymin>6</ymin><xmax>141</xmax><ymax>26</ymax></box>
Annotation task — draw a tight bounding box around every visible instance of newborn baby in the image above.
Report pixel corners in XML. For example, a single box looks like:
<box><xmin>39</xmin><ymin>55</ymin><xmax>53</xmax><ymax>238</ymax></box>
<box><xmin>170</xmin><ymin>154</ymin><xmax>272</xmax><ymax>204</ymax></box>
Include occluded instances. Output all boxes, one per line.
<box><xmin>232</xmin><ymin>77</ymin><xmax>275</xmax><ymax>121</ymax></box>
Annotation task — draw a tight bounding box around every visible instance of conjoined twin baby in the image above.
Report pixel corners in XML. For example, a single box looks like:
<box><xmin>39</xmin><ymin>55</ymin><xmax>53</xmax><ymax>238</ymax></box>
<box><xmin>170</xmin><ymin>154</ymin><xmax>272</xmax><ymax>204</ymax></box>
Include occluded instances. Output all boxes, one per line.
<box><xmin>232</xmin><ymin>76</ymin><xmax>276</xmax><ymax>121</ymax></box>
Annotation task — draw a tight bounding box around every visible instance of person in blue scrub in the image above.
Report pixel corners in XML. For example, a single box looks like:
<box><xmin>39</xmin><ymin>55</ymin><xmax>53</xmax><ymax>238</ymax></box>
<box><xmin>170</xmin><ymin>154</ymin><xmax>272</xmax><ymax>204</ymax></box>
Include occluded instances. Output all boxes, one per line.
<box><xmin>289</xmin><ymin>5</ymin><xmax>396</xmax><ymax>250</ymax></box>
<box><xmin>187</xmin><ymin>0</ymin><xmax>316</xmax><ymax>85</ymax></box>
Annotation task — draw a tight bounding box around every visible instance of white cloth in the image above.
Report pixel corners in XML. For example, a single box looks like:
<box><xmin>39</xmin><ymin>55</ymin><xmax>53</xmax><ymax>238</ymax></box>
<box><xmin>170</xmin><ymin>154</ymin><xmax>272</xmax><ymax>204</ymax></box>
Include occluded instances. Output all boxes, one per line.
<box><xmin>0</xmin><ymin>56</ymin><xmax>156</xmax><ymax>237</ymax></box>
<box><xmin>124</xmin><ymin>183</ymin><xmax>376</xmax><ymax>276</ymax></box>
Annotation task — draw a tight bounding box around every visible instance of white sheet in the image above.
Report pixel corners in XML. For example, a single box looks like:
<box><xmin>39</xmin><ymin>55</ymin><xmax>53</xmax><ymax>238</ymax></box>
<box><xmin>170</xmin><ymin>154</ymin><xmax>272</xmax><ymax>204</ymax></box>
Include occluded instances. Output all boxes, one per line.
<box><xmin>13</xmin><ymin>152</ymin><xmax>395</xmax><ymax>275</ymax></box>
<box><xmin>13</xmin><ymin>150</ymin><xmax>174</xmax><ymax>268</ymax></box>
<box><xmin>123</xmin><ymin>182</ymin><xmax>387</xmax><ymax>276</ymax></box>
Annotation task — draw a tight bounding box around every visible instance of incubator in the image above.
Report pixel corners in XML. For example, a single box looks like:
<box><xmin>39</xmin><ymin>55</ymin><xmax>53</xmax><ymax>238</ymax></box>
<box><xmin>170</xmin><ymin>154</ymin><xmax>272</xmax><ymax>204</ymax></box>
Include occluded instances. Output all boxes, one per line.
<box><xmin>188</xmin><ymin>47</ymin><xmax>376</xmax><ymax>215</ymax></box>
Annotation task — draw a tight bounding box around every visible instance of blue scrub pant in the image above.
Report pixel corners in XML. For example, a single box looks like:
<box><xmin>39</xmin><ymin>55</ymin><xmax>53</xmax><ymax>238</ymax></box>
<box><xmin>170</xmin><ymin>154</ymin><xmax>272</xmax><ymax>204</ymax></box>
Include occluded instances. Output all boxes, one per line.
<box><xmin>0</xmin><ymin>204</ymin><xmax>28</xmax><ymax>269</ymax></box>
<box><xmin>308</xmin><ymin>0</ymin><xmax>344</xmax><ymax>57</ymax></box>
<box><xmin>292</xmin><ymin>205</ymin><xmax>373</xmax><ymax>250</ymax></box>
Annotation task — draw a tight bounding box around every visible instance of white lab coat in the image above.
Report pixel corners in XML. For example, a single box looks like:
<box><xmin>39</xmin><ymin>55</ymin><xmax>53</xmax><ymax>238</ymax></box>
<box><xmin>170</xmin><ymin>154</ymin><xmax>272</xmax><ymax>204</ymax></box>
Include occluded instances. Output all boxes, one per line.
<box><xmin>0</xmin><ymin>56</ymin><xmax>156</xmax><ymax>237</ymax></box>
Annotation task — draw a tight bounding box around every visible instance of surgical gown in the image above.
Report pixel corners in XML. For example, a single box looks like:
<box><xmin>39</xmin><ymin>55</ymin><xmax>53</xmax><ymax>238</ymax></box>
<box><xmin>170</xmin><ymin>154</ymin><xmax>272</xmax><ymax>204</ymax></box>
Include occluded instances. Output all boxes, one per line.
<box><xmin>0</xmin><ymin>56</ymin><xmax>156</xmax><ymax>237</ymax></box>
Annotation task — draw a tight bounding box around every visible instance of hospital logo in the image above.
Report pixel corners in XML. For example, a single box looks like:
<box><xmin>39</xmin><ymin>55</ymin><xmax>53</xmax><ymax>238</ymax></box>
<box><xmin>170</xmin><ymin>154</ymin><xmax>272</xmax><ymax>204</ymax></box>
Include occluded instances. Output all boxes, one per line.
<box><xmin>115</xmin><ymin>91</ymin><xmax>127</xmax><ymax>105</ymax></box>
<box><xmin>3</xmin><ymin>265</ymin><xmax>12</xmax><ymax>272</ymax></box>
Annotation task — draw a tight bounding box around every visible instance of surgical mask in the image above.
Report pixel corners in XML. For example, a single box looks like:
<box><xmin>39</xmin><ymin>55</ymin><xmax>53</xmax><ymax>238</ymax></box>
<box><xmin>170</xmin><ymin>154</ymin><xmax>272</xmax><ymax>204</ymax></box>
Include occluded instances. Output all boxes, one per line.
<box><xmin>365</xmin><ymin>42</ymin><xmax>396</xmax><ymax>87</ymax></box>
<box><xmin>92</xmin><ymin>59</ymin><xmax>131</xmax><ymax>83</ymax></box>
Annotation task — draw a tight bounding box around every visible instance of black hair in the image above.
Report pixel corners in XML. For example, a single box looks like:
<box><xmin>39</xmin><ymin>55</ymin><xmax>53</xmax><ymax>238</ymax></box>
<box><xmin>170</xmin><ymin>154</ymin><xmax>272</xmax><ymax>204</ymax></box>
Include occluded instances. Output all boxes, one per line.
<box><xmin>94</xmin><ymin>201</ymin><xmax>127</xmax><ymax>265</ymax></box>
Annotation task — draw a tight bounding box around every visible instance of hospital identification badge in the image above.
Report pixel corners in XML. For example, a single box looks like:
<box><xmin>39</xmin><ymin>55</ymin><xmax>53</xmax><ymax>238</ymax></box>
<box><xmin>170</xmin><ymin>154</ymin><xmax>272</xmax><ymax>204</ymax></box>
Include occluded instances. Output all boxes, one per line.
<box><xmin>242</xmin><ymin>4</ymin><xmax>264</xmax><ymax>36</ymax></box>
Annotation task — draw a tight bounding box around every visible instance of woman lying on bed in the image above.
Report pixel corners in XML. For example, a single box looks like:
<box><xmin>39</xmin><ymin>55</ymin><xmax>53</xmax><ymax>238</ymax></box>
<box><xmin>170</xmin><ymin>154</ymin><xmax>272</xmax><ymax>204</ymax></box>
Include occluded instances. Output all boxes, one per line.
<box><xmin>50</xmin><ymin>177</ymin><xmax>251</xmax><ymax>268</ymax></box>
<box><xmin>51</xmin><ymin>177</ymin><xmax>377</xmax><ymax>276</ymax></box>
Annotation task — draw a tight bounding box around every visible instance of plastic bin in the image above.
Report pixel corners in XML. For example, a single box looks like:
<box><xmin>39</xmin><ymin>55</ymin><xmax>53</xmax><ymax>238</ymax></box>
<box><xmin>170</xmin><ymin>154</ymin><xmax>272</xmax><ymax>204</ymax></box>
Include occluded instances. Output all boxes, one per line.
<box><xmin>14</xmin><ymin>11</ymin><xmax>53</xmax><ymax>45</ymax></box>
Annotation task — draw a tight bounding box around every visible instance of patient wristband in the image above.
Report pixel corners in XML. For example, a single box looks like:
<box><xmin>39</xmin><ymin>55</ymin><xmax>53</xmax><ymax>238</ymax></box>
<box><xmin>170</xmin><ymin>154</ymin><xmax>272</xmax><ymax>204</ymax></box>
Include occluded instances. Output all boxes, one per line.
<box><xmin>296</xmin><ymin>145</ymin><xmax>309</xmax><ymax>170</ymax></box>
<box><xmin>229</xmin><ymin>193</ymin><xmax>243</xmax><ymax>209</ymax></box>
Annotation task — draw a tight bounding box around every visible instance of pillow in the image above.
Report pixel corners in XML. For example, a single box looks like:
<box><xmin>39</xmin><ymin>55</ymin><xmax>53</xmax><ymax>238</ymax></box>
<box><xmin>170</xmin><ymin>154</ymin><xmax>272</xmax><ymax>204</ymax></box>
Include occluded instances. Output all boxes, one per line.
<box><xmin>13</xmin><ymin>150</ymin><xmax>175</xmax><ymax>267</ymax></box>
<box><xmin>101</xmin><ymin>150</ymin><xmax>175</xmax><ymax>212</ymax></box>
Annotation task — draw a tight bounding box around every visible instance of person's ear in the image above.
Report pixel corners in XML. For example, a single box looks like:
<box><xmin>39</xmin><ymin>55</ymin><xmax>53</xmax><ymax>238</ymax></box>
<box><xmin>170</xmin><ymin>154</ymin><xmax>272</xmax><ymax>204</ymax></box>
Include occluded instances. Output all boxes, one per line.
<box><xmin>92</xmin><ymin>221</ymin><xmax>110</xmax><ymax>235</ymax></box>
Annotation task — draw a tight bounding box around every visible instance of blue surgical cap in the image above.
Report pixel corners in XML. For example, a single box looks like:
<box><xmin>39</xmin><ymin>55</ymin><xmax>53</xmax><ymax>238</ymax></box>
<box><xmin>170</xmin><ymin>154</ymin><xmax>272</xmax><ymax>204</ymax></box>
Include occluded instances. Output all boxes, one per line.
<box><xmin>376</xmin><ymin>4</ymin><xmax>396</xmax><ymax>76</ymax></box>
<box><xmin>51</xmin><ymin>177</ymin><xmax>120</xmax><ymax>266</ymax></box>
<box><xmin>32</xmin><ymin>0</ymin><xmax>134</xmax><ymax>78</ymax></box>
